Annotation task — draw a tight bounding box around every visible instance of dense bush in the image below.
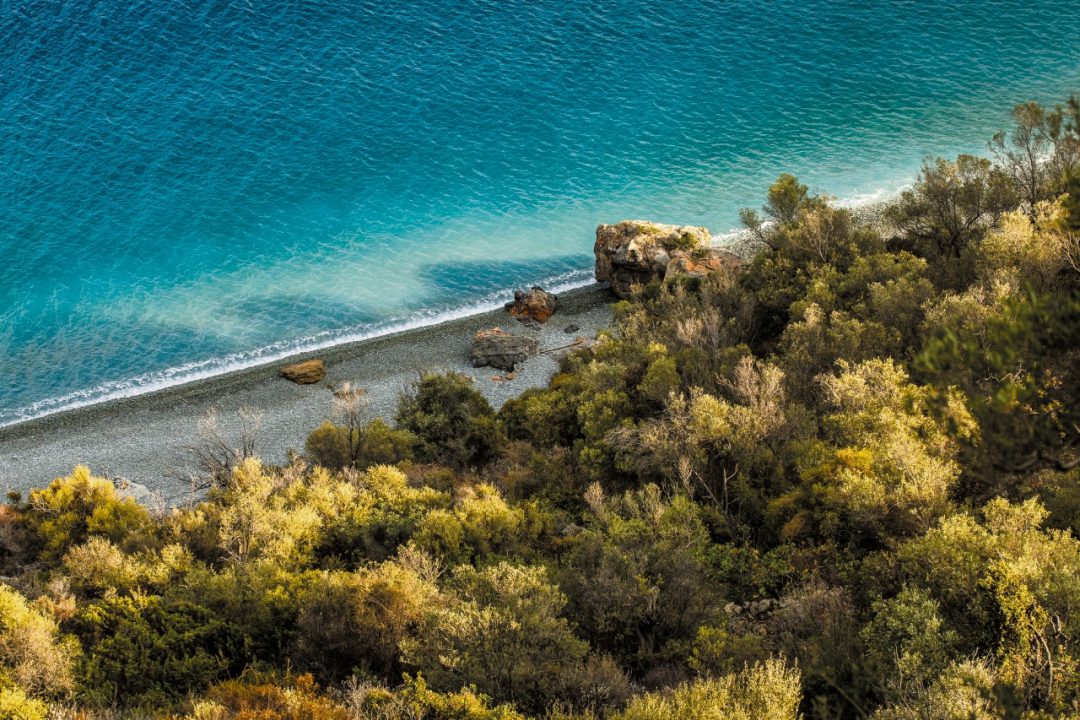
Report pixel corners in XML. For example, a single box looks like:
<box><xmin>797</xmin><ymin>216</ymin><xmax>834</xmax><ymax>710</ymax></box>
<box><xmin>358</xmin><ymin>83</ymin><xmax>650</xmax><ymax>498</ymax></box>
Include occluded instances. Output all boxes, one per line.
<box><xmin>69</xmin><ymin>594</ymin><xmax>247</xmax><ymax>707</ymax></box>
<box><xmin>19</xmin><ymin>466</ymin><xmax>153</xmax><ymax>562</ymax></box>
<box><xmin>397</xmin><ymin>372</ymin><xmax>505</xmax><ymax>469</ymax></box>
<box><xmin>403</xmin><ymin>562</ymin><xmax>588</xmax><ymax>712</ymax></box>
<box><xmin>293</xmin><ymin>559</ymin><xmax>436</xmax><ymax>681</ymax></box>
<box><xmin>614</xmin><ymin>659</ymin><xmax>802</xmax><ymax>720</ymax></box>
<box><xmin>305</xmin><ymin>418</ymin><xmax>415</xmax><ymax>471</ymax></box>
<box><xmin>0</xmin><ymin>584</ymin><xmax>74</xmax><ymax>697</ymax></box>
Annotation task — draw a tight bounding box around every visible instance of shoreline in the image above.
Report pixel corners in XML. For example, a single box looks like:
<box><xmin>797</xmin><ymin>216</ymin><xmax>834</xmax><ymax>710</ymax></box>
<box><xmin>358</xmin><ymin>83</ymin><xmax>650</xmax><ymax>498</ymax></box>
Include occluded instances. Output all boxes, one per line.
<box><xmin>0</xmin><ymin>268</ymin><xmax>597</xmax><ymax>430</ymax></box>
<box><xmin>0</xmin><ymin>284</ymin><xmax>615</xmax><ymax>503</ymax></box>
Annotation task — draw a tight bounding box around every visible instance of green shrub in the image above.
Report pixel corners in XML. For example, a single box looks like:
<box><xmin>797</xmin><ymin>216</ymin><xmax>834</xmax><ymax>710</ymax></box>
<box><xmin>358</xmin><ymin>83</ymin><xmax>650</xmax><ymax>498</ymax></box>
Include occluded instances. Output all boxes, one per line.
<box><xmin>403</xmin><ymin>562</ymin><xmax>587</xmax><ymax>712</ymax></box>
<box><xmin>0</xmin><ymin>686</ymin><xmax>48</xmax><ymax>720</ymax></box>
<box><xmin>0</xmin><ymin>584</ymin><xmax>74</xmax><ymax>697</ymax></box>
<box><xmin>20</xmin><ymin>466</ymin><xmax>153</xmax><ymax>563</ymax></box>
<box><xmin>293</xmin><ymin>560</ymin><xmax>436</xmax><ymax>681</ymax></box>
<box><xmin>305</xmin><ymin>419</ymin><xmax>415</xmax><ymax>470</ymax></box>
<box><xmin>349</xmin><ymin>674</ymin><xmax>525</xmax><ymax>720</ymax></box>
<box><xmin>614</xmin><ymin>659</ymin><xmax>802</xmax><ymax>720</ymax></box>
<box><xmin>396</xmin><ymin>373</ymin><xmax>503</xmax><ymax>469</ymax></box>
<box><xmin>69</xmin><ymin>594</ymin><xmax>247</xmax><ymax>707</ymax></box>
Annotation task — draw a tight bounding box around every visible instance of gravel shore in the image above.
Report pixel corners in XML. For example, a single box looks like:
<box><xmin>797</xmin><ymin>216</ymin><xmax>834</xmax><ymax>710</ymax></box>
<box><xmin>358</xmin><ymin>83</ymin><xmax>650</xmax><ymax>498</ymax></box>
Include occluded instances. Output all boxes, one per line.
<box><xmin>0</xmin><ymin>285</ymin><xmax>614</xmax><ymax>504</ymax></box>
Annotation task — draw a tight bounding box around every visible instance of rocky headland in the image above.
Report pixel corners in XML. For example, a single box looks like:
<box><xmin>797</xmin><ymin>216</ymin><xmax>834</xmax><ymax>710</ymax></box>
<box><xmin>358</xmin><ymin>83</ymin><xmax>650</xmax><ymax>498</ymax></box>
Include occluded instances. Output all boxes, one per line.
<box><xmin>594</xmin><ymin>220</ymin><xmax>742</xmax><ymax>297</ymax></box>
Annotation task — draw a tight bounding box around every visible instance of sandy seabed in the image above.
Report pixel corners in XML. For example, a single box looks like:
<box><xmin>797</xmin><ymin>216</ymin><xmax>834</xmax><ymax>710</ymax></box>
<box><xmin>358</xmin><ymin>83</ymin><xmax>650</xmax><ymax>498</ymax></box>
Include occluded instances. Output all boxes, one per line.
<box><xmin>0</xmin><ymin>285</ymin><xmax>614</xmax><ymax>505</ymax></box>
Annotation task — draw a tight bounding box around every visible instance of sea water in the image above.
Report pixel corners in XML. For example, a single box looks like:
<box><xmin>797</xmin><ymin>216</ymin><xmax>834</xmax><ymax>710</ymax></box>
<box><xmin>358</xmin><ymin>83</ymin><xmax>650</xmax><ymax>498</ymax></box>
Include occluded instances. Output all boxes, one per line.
<box><xmin>2</xmin><ymin>0</ymin><xmax>1080</xmax><ymax>425</ymax></box>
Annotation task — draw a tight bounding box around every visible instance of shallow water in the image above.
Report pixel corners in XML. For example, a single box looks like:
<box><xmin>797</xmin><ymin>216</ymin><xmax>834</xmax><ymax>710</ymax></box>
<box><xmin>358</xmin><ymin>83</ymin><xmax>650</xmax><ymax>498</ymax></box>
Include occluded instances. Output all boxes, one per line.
<box><xmin>2</xmin><ymin>0</ymin><xmax>1080</xmax><ymax>424</ymax></box>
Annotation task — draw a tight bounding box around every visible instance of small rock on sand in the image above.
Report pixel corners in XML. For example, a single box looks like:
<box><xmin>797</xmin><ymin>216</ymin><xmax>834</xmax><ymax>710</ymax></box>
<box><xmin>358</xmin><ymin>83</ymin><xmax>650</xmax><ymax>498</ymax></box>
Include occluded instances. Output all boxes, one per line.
<box><xmin>279</xmin><ymin>359</ymin><xmax>326</xmax><ymax>384</ymax></box>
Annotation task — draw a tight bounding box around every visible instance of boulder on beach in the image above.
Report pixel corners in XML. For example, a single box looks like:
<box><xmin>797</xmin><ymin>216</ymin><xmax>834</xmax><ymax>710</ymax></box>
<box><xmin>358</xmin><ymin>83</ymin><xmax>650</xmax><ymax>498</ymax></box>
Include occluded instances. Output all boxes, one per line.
<box><xmin>594</xmin><ymin>220</ymin><xmax>742</xmax><ymax>298</ymax></box>
<box><xmin>279</xmin><ymin>358</ymin><xmax>326</xmax><ymax>384</ymax></box>
<box><xmin>505</xmin><ymin>286</ymin><xmax>558</xmax><ymax>324</ymax></box>
<box><xmin>470</xmin><ymin>328</ymin><xmax>539</xmax><ymax>371</ymax></box>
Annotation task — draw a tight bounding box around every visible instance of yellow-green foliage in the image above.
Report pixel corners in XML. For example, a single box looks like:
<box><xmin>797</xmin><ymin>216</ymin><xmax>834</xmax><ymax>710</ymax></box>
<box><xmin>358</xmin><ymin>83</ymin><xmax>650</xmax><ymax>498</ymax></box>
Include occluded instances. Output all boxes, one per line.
<box><xmin>350</xmin><ymin>674</ymin><xmax>525</xmax><ymax>720</ymax></box>
<box><xmin>869</xmin><ymin>659</ymin><xmax>1004</xmax><ymax>720</ymax></box>
<box><xmin>304</xmin><ymin>418</ymin><xmax>414</xmax><ymax>471</ymax></box>
<box><xmin>0</xmin><ymin>584</ymin><xmax>74</xmax><ymax>697</ymax></box>
<box><xmin>403</xmin><ymin>562</ymin><xmax>588</xmax><ymax>712</ymax></box>
<box><xmin>22</xmin><ymin>466</ymin><xmax>152</xmax><ymax>562</ymax></box>
<box><xmin>208</xmin><ymin>458</ymin><xmax>331</xmax><ymax>566</ymax></box>
<box><xmin>614</xmin><ymin>659</ymin><xmax>802</xmax><ymax>720</ymax></box>
<box><xmin>0</xmin><ymin>686</ymin><xmax>48</xmax><ymax>720</ymax></box>
<box><xmin>894</xmin><ymin>498</ymin><xmax>1080</xmax><ymax>710</ymax></box>
<box><xmin>775</xmin><ymin>359</ymin><xmax>974</xmax><ymax>542</ymax></box>
<box><xmin>294</xmin><ymin>556</ymin><xmax>437</xmax><ymax>680</ymax></box>
<box><xmin>186</xmin><ymin>673</ymin><xmax>348</xmax><ymax>720</ymax></box>
<box><xmin>978</xmin><ymin>203</ymin><xmax>1070</xmax><ymax>292</ymax></box>
<box><xmin>413</xmin><ymin>483</ymin><xmax>550</xmax><ymax>564</ymax></box>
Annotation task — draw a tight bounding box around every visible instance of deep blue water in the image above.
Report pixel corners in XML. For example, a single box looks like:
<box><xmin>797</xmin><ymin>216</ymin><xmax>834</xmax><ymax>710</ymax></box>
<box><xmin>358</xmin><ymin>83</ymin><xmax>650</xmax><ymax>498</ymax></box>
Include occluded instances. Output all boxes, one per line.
<box><xmin>2</xmin><ymin>0</ymin><xmax>1080</xmax><ymax>424</ymax></box>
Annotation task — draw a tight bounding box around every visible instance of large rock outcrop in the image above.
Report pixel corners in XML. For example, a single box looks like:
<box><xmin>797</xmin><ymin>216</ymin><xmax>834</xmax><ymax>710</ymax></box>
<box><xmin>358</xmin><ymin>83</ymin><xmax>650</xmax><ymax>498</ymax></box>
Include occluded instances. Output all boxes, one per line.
<box><xmin>470</xmin><ymin>328</ymin><xmax>539</xmax><ymax>371</ymax></box>
<box><xmin>594</xmin><ymin>220</ymin><xmax>742</xmax><ymax>298</ymax></box>
<box><xmin>505</xmin><ymin>286</ymin><xmax>558</xmax><ymax>324</ymax></box>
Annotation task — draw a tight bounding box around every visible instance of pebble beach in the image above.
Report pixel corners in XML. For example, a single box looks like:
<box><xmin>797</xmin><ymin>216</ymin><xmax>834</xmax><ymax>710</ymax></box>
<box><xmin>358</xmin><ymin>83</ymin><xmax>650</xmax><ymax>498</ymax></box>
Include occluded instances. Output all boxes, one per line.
<box><xmin>0</xmin><ymin>285</ymin><xmax>613</xmax><ymax>504</ymax></box>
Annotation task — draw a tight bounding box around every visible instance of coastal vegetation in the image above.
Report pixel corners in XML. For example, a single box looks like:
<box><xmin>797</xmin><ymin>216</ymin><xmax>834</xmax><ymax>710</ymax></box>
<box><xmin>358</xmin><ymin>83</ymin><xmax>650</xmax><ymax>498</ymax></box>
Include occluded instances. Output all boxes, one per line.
<box><xmin>1</xmin><ymin>96</ymin><xmax>1079</xmax><ymax>719</ymax></box>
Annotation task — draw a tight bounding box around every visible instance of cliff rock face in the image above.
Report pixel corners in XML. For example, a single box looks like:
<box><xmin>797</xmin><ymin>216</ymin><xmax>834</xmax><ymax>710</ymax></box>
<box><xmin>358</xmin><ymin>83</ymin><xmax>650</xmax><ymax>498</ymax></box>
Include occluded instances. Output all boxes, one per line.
<box><xmin>505</xmin><ymin>286</ymin><xmax>558</xmax><ymax>324</ymax></box>
<box><xmin>470</xmin><ymin>328</ymin><xmax>539</xmax><ymax>371</ymax></box>
<box><xmin>280</xmin><ymin>358</ymin><xmax>326</xmax><ymax>384</ymax></box>
<box><xmin>594</xmin><ymin>220</ymin><xmax>741</xmax><ymax>297</ymax></box>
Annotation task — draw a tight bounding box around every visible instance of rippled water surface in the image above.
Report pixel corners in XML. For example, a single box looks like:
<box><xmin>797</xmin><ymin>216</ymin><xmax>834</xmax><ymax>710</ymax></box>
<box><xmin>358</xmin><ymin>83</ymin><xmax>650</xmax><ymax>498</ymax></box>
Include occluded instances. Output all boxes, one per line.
<box><xmin>2</xmin><ymin>0</ymin><xmax>1080</xmax><ymax>423</ymax></box>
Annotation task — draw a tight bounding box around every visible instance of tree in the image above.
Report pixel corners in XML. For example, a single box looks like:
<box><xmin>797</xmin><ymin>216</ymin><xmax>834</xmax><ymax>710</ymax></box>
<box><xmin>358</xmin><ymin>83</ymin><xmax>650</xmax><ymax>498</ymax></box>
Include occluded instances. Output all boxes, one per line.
<box><xmin>740</xmin><ymin>174</ymin><xmax>829</xmax><ymax>253</ymax></box>
<box><xmin>886</xmin><ymin>155</ymin><xmax>1016</xmax><ymax>287</ymax></box>
<box><xmin>989</xmin><ymin>101</ymin><xmax>1079</xmax><ymax>211</ymax></box>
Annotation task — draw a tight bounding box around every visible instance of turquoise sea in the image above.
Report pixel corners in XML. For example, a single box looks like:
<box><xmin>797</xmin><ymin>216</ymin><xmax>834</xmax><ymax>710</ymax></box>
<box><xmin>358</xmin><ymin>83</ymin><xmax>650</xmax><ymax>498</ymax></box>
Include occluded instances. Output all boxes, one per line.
<box><xmin>2</xmin><ymin>0</ymin><xmax>1080</xmax><ymax>425</ymax></box>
